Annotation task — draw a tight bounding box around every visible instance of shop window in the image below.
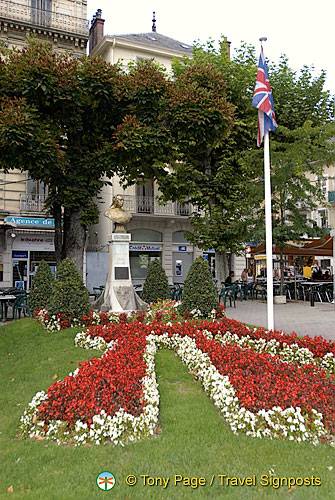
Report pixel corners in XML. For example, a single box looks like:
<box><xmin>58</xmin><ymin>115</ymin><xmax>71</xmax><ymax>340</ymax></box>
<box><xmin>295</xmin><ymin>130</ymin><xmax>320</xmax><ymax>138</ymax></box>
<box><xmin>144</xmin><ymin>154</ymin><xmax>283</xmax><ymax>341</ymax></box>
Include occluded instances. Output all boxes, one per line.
<box><xmin>0</xmin><ymin>264</ymin><xmax>3</xmax><ymax>281</ymax></box>
<box><xmin>130</xmin><ymin>253</ymin><xmax>161</xmax><ymax>279</ymax></box>
<box><xmin>130</xmin><ymin>228</ymin><xmax>162</xmax><ymax>242</ymax></box>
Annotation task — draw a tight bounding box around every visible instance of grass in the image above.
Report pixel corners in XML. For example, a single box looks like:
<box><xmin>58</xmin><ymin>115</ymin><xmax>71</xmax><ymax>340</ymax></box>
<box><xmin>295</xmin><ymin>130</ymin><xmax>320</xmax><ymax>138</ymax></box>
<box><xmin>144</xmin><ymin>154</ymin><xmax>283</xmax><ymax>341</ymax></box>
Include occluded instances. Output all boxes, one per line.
<box><xmin>0</xmin><ymin>318</ymin><xmax>334</xmax><ymax>499</ymax></box>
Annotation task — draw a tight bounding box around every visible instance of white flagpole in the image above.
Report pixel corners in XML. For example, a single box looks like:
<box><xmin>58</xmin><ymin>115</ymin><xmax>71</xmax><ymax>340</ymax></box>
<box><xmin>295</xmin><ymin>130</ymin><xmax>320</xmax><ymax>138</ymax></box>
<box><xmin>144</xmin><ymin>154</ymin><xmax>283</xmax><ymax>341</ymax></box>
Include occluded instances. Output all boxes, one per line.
<box><xmin>263</xmin><ymin>130</ymin><xmax>274</xmax><ymax>330</ymax></box>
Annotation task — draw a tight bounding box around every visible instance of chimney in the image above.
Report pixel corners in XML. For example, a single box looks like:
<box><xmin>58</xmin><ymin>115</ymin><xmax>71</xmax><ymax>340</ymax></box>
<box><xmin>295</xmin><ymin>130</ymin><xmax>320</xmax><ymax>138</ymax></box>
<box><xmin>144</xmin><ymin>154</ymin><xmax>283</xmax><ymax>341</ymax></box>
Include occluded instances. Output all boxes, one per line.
<box><xmin>221</xmin><ymin>36</ymin><xmax>231</xmax><ymax>58</ymax></box>
<box><xmin>89</xmin><ymin>9</ymin><xmax>105</xmax><ymax>54</ymax></box>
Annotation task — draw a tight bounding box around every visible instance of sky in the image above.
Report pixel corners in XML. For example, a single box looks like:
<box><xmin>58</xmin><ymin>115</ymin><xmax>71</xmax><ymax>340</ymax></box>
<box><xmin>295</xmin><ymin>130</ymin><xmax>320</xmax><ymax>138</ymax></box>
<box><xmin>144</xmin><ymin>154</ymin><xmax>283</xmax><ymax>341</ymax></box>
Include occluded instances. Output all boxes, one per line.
<box><xmin>87</xmin><ymin>0</ymin><xmax>335</xmax><ymax>96</ymax></box>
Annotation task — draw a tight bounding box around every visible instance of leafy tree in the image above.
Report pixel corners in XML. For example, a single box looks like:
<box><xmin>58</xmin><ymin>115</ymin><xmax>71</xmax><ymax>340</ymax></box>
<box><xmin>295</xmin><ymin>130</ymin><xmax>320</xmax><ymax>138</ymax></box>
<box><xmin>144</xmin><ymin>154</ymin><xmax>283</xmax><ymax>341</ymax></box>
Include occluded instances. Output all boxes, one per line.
<box><xmin>248</xmin><ymin>55</ymin><xmax>335</xmax><ymax>294</ymax></box>
<box><xmin>49</xmin><ymin>258</ymin><xmax>90</xmax><ymax>319</ymax></box>
<box><xmin>142</xmin><ymin>259</ymin><xmax>170</xmax><ymax>304</ymax></box>
<box><xmin>28</xmin><ymin>260</ymin><xmax>54</xmax><ymax>312</ymax></box>
<box><xmin>0</xmin><ymin>39</ymin><xmax>127</xmax><ymax>272</ymax></box>
<box><xmin>0</xmin><ymin>41</ymin><xmax>173</xmax><ymax>274</ymax></box>
<box><xmin>156</xmin><ymin>40</ymin><xmax>260</xmax><ymax>281</ymax></box>
<box><xmin>180</xmin><ymin>256</ymin><xmax>217</xmax><ymax>318</ymax></box>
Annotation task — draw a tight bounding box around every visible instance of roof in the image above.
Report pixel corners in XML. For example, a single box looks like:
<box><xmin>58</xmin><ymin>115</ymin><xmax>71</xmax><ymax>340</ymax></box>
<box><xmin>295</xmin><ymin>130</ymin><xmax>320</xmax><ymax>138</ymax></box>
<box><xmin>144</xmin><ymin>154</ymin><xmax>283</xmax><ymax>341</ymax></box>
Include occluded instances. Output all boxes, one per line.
<box><xmin>111</xmin><ymin>32</ymin><xmax>193</xmax><ymax>54</ymax></box>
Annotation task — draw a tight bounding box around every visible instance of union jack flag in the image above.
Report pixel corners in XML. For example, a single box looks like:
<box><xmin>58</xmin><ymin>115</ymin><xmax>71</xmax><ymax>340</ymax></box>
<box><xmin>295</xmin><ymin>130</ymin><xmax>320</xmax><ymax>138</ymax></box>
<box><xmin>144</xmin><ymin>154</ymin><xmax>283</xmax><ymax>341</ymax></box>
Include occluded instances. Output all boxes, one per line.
<box><xmin>252</xmin><ymin>46</ymin><xmax>277</xmax><ymax>147</ymax></box>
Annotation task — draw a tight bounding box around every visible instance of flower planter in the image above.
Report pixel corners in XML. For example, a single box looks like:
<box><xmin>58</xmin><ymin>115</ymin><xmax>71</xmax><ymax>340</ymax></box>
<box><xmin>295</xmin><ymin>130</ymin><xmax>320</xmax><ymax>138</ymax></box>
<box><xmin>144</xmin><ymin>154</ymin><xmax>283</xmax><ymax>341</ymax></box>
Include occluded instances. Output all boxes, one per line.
<box><xmin>274</xmin><ymin>295</ymin><xmax>286</xmax><ymax>304</ymax></box>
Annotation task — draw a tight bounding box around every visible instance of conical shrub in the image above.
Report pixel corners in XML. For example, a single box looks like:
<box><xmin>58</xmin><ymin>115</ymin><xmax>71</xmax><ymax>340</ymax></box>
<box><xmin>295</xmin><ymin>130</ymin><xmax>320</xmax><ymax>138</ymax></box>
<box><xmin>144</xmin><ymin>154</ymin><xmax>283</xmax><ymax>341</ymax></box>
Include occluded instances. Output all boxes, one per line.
<box><xmin>28</xmin><ymin>260</ymin><xmax>54</xmax><ymax>313</ymax></box>
<box><xmin>180</xmin><ymin>256</ymin><xmax>217</xmax><ymax>318</ymax></box>
<box><xmin>142</xmin><ymin>258</ymin><xmax>170</xmax><ymax>304</ymax></box>
<box><xmin>49</xmin><ymin>258</ymin><xmax>90</xmax><ymax>320</ymax></box>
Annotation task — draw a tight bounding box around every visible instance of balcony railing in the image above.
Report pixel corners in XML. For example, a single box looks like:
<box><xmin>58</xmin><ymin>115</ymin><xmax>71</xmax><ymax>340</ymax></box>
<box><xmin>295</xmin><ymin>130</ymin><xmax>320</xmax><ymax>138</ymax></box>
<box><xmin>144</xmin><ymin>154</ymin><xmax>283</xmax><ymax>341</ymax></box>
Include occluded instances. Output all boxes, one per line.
<box><xmin>119</xmin><ymin>195</ymin><xmax>195</xmax><ymax>217</ymax></box>
<box><xmin>20</xmin><ymin>193</ymin><xmax>46</xmax><ymax>212</ymax></box>
<box><xmin>0</xmin><ymin>0</ymin><xmax>89</xmax><ymax>36</ymax></box>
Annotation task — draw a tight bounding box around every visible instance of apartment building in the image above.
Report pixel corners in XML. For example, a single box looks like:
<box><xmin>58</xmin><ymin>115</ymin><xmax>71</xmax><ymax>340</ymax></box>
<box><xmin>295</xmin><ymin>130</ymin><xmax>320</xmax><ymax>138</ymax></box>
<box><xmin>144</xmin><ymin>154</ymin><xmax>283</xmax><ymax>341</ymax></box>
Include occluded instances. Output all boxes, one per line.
<box><xmin>0</xmin><ymin>0</ymin><xmax>88</xmax><ymax>289</ymax></box>
<box><xmin>0</xmin><ymin>0</ymin><xmax>88</xmax><ymax>55</ymax></box>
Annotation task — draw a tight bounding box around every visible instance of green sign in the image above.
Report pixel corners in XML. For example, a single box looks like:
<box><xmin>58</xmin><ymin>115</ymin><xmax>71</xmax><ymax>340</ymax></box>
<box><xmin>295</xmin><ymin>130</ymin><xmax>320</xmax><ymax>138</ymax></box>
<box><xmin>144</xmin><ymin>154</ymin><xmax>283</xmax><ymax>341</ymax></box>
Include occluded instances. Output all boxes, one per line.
<box><xmin>139</xmin><ymin>254</ymin><xmax>149</xmax><ymax>269</ymax></box>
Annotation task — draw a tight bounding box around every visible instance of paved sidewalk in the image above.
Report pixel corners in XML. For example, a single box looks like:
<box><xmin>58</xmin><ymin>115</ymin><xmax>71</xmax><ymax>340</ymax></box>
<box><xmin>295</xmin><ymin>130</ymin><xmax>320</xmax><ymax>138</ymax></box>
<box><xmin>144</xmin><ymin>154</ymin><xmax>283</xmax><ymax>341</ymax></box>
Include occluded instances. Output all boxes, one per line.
<box><xmin>225</xmin><ymin>300</ymin><xmax>335</xmax><ymax>341</ymax></box>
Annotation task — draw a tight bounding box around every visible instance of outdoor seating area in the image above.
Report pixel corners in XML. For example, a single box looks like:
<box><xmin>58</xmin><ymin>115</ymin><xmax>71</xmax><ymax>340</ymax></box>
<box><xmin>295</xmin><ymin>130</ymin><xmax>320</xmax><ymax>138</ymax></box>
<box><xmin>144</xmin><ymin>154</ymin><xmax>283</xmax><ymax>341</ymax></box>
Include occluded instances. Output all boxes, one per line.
<box><xmin>0</xmin><ymin>287</ymin><xmax>31</xmax><ymax>321</ymax></box>
<box><xmin>217</xmin><ymin>277</ymin><xmax>334</xmax><ymax>307</ymax></box>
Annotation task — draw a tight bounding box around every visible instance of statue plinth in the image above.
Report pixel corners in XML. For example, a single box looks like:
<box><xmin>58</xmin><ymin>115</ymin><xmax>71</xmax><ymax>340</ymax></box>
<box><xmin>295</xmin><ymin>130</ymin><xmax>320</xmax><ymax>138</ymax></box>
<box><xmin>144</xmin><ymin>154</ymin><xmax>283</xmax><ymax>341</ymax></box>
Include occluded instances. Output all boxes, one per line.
<box><xmin>92</xmin><ymin>197</ymin><xmax>147</xmax><ymax>313</ymax></box>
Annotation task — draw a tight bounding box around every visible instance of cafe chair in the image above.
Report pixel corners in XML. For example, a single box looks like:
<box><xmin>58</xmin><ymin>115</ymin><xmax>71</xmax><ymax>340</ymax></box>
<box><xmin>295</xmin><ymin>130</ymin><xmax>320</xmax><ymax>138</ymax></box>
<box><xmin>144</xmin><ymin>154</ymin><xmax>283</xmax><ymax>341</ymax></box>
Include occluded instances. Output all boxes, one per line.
<box><xmin>92</xmin><ymin>286</ymin><xmax>104</xmax><ymax>300</ymax></box>
<box><xmin>13</xmin><ymin>294</ymin><xmax>31</xmax><ymax>319</ymax></box>
<box><xmin>220</xmin><ymin>286</ymin><xmax>236</xmax><ymax>308</ymax></box>
<box><xmin>254</xmin><ymin>284</ymin><xmax>267</xmax><ymax>301</ymax></box>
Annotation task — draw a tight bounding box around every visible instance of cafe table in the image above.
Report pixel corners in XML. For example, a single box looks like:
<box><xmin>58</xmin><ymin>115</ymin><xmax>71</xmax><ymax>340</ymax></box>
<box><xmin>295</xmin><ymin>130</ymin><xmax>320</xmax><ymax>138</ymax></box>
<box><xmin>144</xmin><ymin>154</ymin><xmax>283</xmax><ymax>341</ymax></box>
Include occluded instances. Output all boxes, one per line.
<box><xmin>0</xmin><ymin>295</ymin><xmax>16</xmax><ymax>321</ymax></box>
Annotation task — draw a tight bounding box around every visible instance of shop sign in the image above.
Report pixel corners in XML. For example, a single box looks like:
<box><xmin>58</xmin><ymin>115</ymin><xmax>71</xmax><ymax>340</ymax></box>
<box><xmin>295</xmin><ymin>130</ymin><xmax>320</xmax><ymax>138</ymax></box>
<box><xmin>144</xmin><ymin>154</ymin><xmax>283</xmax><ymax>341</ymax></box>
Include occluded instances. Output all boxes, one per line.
<box><xmin>13</xmin><ymin>234</ymin><xmax>55</xmax><ymax>251</ymax></box>
<box><xmin>12</xmin><ymin>251</ymin><xmax>28</xmax><ymax>259</ymax></box>
<box><xmin>6</xmin><ymin>216</ymin><xmax>55</xmax><ymax>227</ymax></box>
<box><xmin>129</xmin><ymin>244</ymin><xmax>162</xmax><ymax>251</ymax></box>
<box><xmin>178</xmin><ymin>246</ymin><xmax>187</xmax><ymax>251</ymax></box>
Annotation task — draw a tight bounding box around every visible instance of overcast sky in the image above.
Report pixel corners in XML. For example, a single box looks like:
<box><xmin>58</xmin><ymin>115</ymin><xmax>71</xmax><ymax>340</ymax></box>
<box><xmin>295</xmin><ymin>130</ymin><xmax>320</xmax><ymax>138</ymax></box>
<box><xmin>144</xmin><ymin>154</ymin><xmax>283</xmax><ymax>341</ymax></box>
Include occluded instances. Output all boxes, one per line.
<box><xmin>87</xmin><ymin>0</ymin><xmax>335</xmax><ymax>96</ymax></box>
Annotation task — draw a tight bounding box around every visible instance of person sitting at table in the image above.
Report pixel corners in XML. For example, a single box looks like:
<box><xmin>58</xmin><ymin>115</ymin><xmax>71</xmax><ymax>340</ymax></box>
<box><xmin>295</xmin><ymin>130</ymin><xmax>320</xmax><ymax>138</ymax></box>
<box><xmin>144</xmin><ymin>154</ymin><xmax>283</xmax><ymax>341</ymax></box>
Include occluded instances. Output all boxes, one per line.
<box><xmin>225</xmin><ymin>271</ymin><xmax>237</xmax><ymax>287</ymax></box>
<box><xmin>241</xmin><ymin>268</ymin><xmax>247</xmax><ymax>282</ymax></box>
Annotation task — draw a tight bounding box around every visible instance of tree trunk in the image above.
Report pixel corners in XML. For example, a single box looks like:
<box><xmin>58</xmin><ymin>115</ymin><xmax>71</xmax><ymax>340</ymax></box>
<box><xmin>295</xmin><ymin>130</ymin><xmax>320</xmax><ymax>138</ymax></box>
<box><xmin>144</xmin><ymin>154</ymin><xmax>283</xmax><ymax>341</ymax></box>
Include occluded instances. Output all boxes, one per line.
<box><xmin>216</xmin><ymin>251</ymin><xmax>229</xmax><ymax>284</ymax></box>
<box><xmin>53</xmin><ymin>203</ymin><xmax>63</xmax><ymax>266</ymax></box>
<box><xmin>63</xmin><ymin>206</ymin><xmax>86</xmax><ymax>276</ymax></box>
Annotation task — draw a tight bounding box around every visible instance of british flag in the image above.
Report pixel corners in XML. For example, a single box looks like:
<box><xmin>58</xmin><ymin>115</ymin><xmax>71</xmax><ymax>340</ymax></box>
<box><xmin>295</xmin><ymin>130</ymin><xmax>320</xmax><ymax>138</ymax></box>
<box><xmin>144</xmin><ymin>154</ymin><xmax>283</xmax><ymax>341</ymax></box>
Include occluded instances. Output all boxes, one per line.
<box><xmin>252</xmin><ymin>46</ymin><xmax>277</xmax><ymax>147</ymax></box>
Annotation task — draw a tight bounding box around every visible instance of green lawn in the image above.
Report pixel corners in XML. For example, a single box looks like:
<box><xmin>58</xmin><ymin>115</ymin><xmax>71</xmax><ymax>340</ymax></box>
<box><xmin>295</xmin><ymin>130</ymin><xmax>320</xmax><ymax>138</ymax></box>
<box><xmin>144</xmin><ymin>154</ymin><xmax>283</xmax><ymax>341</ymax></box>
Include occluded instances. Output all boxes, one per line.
<box><xmin>0</xmin><ymin>319</ymin><xmax>334</xmax><ymax>500</ymax></box>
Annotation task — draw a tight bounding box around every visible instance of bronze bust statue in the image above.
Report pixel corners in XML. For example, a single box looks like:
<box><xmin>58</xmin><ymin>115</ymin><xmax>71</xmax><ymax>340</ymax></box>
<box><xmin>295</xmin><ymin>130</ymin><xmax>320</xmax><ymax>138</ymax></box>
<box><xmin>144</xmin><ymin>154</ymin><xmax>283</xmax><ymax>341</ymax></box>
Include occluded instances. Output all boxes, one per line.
<box><xmin>104</xmin><ymin>195</ymin><xmax>132</xmax><ymax>232</ymax></box>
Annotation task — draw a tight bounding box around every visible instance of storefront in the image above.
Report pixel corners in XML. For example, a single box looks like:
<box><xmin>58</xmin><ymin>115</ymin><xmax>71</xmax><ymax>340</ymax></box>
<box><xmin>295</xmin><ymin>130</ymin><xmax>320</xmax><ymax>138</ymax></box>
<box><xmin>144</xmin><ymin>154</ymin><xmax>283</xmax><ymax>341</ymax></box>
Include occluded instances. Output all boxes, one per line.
<box><xmin>129</xmin><ymin>228</ymin><xmax>163</xmax><ymax>284</ymax></box>
<box><xmin>4</xmin><ymin>217</ymin><xmax>56</xmax><ymax>290</ymax></box>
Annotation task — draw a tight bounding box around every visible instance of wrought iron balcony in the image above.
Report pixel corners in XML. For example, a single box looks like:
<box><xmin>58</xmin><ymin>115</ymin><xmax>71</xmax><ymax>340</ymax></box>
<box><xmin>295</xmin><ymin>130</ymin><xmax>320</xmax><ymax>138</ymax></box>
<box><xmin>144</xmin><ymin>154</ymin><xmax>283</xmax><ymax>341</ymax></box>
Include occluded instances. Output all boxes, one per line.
<box><xmin>0</xmin><ymin>0</ymin><xmax>89</xmax><ymax>36</ymax></box>
<box><xmin>20</xmin><ymin>193</ymin><xmax>46</xmax><ymax>212</ymax></box>
<box><xmin>119</xmin><ymin>195</ymin><xmax>195</xmax><ymax>217</ymax></box>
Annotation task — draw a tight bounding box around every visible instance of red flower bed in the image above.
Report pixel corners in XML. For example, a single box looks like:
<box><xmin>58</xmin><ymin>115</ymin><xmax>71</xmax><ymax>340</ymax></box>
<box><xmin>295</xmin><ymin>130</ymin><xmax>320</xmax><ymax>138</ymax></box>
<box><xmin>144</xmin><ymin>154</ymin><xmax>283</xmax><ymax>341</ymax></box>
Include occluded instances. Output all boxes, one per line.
<box><xmin>38</xmin><ymin>324</ymin><xmax>148</xmax><ymax>426</ymax></box>
<box><xmin>200</xmin><ymin>317</ymin><xmax>335</xmax><ymax>358</ymax></box>
<box><xmin>196</xmin><ymin>334</ymin><xmax>335</xmax><ymax>432</ymax></box>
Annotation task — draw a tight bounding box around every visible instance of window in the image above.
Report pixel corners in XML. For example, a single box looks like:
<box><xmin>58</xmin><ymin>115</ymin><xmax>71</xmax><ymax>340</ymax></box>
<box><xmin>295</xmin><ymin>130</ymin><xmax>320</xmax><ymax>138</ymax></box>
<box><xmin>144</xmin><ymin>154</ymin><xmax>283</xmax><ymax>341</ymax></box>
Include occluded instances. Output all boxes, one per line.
<box><xmin>31</xmin><ymin>0</ymin><xmax>52</xmax><ymax>27</ymax></box>
<box><xmin>318</xmin><ymin>209</ymin><xmax>328</xmax><ymax>228</ymax></box>
<box><xmin>317</xmin><ymin>176</ymin><xmax>328</xmax><ymax>197</ymax></box>
<box><xmin>130</xmin><ymin>229</ymin><xmax>162</xmax><ymax>242</ymax></box>
<box><xmin>26</xmin><ymin>177</ymin><xmax>48</xmax><ymax>198</ymax></box>
<box><xmin>172</xmin><ymin>231</ymin><xmax>189</xmax><ymax>243</ymax></box>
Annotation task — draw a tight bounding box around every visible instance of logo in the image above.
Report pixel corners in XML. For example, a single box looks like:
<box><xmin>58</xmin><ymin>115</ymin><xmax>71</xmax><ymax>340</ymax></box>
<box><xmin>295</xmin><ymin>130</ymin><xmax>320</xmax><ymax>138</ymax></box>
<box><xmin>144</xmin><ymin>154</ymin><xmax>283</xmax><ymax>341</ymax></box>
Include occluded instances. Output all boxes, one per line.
<box><xmin>96</xmin><ymin>471</ymin><xmax>116</xmax><ymax>491</ymax></box>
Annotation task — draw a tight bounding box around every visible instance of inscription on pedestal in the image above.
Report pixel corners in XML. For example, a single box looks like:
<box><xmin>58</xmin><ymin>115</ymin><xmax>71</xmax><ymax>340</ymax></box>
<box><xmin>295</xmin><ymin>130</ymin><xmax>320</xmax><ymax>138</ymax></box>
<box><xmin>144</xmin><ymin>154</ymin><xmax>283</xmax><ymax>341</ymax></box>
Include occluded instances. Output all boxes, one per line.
<box><xmin>115</xmin><ymin>267</ymin><xmax>129</xmax><ymax>280</ymax></box>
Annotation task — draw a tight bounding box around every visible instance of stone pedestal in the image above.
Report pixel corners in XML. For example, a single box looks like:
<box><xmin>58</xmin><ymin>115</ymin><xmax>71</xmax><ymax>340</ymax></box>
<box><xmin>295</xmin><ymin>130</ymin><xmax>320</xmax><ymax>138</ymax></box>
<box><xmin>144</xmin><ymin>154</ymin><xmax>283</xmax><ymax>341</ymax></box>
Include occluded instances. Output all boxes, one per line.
<box><xmin>92</xmin><ymin>233</ymin><xmax>147</xmax><ymax>312</ymax></box>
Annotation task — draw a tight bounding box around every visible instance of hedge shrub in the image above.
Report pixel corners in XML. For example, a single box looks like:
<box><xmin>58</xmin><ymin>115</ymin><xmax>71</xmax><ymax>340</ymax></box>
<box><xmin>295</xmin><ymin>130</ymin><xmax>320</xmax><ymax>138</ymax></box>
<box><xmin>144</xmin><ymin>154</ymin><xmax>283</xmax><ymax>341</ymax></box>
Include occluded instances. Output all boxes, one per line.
<box><xmin>49</xmin><ymin>258</ymin><xmax>90</xmax><ymax>319</ymax></box>
<box><xmin>142</xmin><ymin>259</ymin><xmax>170</xmax><ymax>304</ymax></box>
<box><xmin>28</xmin><ymin>260</ymin><xmax>54</xmax><ymax>313</ymax></box>
<box><xmin>180</xmin><ymin>256</ymin><xmax>217</xmax><ymax>318</ymax></box>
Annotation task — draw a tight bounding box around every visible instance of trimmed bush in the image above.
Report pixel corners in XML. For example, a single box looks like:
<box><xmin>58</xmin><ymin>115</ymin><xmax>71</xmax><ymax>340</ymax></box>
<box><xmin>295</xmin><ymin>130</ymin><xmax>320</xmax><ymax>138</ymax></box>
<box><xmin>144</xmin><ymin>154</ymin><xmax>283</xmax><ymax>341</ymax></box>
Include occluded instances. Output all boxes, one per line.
<box><xmin>49</xmin><ymin>258</ymin><xmax>90</xmax><ymax>320</ymax></box>
<box><xmin>28</xmin><ymin>260</ymin><xmax>54</xmax><ymax>313</ymax></box>
<box><xmin>142</xmin><ymin>259</ymin><xmax>170</xmax><ymax>304</ymax></box>
<box><xmin>180</xmin><ymin>256</ymin><xmax>217</xmax><ymax>318</ymax></box>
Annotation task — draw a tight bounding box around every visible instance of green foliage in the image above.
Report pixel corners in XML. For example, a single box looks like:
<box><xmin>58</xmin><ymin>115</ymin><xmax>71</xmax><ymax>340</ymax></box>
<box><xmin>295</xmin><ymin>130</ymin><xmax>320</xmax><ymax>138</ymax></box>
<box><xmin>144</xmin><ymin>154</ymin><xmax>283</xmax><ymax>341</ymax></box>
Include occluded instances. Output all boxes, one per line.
<box><xmin>142</xmin><ymin>259</ymin><xmax>170</xmax><ymax>304</ymax></box>
<box><xmin>180</xmin><ymin>257</ymin><xmax>217</xmax><ymax>318</ymax></box>
<box><xmin>49</xmin><ymin>258</ymin><xmax>90</xmax><ymax>319</ymax></box>
<box><xmin>27</xmin><ymin>260</ymin><xmax>54</xmax><ymax>313</ymax></box>
<box><xmin>80</xmin><ymin>200</ymin><xmax>100</xmax><ymax>228</ymax></box>
<box><xmin>158</xmin><ymin>39</ymin><xmax>260</xmax><ymax>255</ymax></box>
